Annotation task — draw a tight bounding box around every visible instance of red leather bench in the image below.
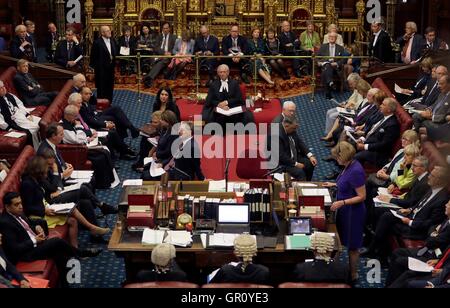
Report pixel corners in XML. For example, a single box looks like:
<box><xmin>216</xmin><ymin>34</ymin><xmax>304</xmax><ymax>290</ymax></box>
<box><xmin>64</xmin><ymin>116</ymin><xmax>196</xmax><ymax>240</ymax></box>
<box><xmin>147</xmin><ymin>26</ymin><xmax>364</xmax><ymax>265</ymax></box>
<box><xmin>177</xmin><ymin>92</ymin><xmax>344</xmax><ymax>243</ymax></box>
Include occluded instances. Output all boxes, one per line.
<box><xmin>278</xmin><ymin>282</ymin><xmax>351</xmax><ymax>288</ymax></box>
<box><xmin>0</xmin><ymin>145</ymin><xmax>68</xmax><ymax>288</ymax></box>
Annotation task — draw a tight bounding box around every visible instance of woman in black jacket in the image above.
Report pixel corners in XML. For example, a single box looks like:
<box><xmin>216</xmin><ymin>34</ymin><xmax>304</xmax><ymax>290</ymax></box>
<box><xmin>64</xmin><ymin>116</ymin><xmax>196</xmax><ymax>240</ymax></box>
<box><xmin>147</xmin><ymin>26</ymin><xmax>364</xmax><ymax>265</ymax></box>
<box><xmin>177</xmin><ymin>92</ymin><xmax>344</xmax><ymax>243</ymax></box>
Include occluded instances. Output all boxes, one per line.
<box><xmin>152</xmin><ymin>87</ymin><xmax>181</xmax><ymax>122</ymax></box>
<box><xmin>20</xmin><ymin>156</ymin><xmax>109</xmax><ymax>248</ymax></box>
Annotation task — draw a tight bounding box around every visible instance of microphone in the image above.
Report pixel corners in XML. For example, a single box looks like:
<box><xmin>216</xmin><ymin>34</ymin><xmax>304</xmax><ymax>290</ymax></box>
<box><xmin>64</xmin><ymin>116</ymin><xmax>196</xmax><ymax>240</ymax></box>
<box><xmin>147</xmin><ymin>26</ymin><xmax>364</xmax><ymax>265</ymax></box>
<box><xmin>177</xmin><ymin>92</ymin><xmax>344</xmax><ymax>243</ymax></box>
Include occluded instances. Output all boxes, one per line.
<box><xmin>168</xmin><ymin>165</ymin><xmax>191</xmax><ymax>181</ymax></box>
<box><xmin>224</xmin><ymin>158</ymin><xmax>231</xmax><ymax>174</ymax></box>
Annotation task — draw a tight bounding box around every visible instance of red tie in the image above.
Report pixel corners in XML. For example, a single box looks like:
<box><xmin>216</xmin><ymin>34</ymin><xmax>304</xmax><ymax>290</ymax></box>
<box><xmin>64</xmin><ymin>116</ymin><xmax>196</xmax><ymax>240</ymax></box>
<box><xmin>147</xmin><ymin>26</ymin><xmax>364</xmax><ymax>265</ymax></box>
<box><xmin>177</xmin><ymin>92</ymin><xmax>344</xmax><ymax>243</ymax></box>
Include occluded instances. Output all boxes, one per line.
<box><xmin>17</xmin><ymin>216</ymin><xmax>37</xmax><ymax>237</ymax></box>
<box><xmin>435</xmin><ymin>248</ymin><xmax>450</xmax><ymax>270</ymax></box>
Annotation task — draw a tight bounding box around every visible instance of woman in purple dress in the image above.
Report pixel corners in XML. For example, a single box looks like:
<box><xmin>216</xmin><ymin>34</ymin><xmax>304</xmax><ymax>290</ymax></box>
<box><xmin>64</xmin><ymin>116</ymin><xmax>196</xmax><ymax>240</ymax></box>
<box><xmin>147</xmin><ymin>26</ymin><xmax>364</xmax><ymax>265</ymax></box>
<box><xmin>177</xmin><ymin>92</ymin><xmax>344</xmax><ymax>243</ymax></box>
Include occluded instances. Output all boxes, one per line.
<box><xmin>323</xmin><ymin>141</ymin><xmax>367</xmax><ymax>282</ymax></box>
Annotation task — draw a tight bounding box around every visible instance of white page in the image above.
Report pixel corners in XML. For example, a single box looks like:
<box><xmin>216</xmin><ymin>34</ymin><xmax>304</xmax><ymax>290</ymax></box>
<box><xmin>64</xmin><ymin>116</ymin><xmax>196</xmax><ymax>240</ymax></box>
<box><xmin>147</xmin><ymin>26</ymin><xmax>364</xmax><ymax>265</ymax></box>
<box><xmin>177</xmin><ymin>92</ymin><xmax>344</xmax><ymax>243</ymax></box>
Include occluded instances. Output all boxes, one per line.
<box><xmin>141</xmin><ymin>229</ymin><xmax>165</xmax><ymax>245</ymax></box>
<box><xmin>74</xmin><ymin>55</ymin><xmax>83</xmax><ymax>63</ymax></box>
<box><xmin>120</xmin><ymin>46</ymin><xmax>130</xmax><ymax>56</ymax></box>
<box><xmin>273</xmin><ymin>173</ymin><xmax>285</xmax><ymax>182</ymax></box>
<box><xmin>337</xmin><ymin>107</ymin><xmax>355</xmax><ymax>115</ymax></box>
<box><xmin>373</xmin><ymin>197</ymin><xmax>401</xmax><ymax>209</ymax></box>
<box><xmin>65</xmin><ymin>178</ymin><xmax>91</xmax><ymax>185</ymax></box>
<box><xmin>394</xmin><ymin>83</ymin><xmax>403</xmax><ymax>94</ymax></box>
<box><xmin>294</xmin><ymin>183</ymin><xmax>318</xmax><ymax>187</ymax></box>
<box><xmin>150</xmin><ymin>161</ymin><xmax>165</xmax><ymax>177</ymax></box>
<box><xmin>48</xmin><ymin>202</ymin><xmax>76</xmax><ymax>214</ymax></box>
<box><xmin>208</xmin><ymin>180</ymin><xmax>226</xmax><ymax>192</ymax></box>
<box><xmin>4</xmin><ymin>131</ymin><xmax>27</xmax><ymax>138</ymax></box>
<box><xmin>408</xmin><ymin>257</ymin><xmax>434</xmax><ymax>272</ymax></box>
<box><xmin>215</xmin><ymin>106</ymin><xmax>243</xmax><ymax>117</ymax></box>
<box><xmin>0</xmin><ymin>170</ymin><xmax>7</xmax><ymax>183</ymax></box>
<box><xmin>61</xmin><ymin>182</ymin><xmax>81</xmax><ymax>194</ymax></box>
<box><xmin>143</xmin><ymin>157</ymin><xmax>153</xmax><ymax>166</ymax></box>
<box><xmin>164</xmin><ymin>231</ymin><xmax>192</xmax><ymax>247</ymax></box>
<box><xmin>71</xmin><ymin>170</ymin><xmax>94</xmax><ymax>179</ymax></box>
<box><xmin>123</xmin><ymin>179</ymin><xmax>143</xmax><ymax>187</ymax></box>
<box><xmin>147</xmin><ymin>137</ymin><xmax>158</xmax><ymax>147</ymax></box>
<box><xmin>87</xmin><ymin>137</ymin><xmax>99</xmax><ymax>147</ymax></box>
<box><xmin>390</xmin><ymin>209</ymin><xmax>405</xmax><ymax>220</ymax></box>
<box><xmin>301</xmin><ymin>188</ymin><xmax>332</xmax><ymax>203</ymax></box>
<box><xmin>209</xmin><ymin>233</ymin><xmax>239</xmax><ymax>247</ymax></box>
<box><xmin>97</xmin><ymin>131</ymin><xmax>109</xmax><ymax>138</ymax></box>
<box><xmin>378</xmin><ymin>187</ymin><xmax>394</xmax><ymax>197</ymax></box>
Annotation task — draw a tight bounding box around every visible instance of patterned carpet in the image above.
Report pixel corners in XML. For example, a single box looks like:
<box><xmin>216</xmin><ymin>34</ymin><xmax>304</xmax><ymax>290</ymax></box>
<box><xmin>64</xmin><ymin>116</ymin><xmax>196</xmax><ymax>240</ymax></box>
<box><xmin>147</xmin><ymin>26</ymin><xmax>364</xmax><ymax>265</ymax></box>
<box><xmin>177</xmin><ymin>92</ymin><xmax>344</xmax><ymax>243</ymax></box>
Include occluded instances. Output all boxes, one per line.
<box><xmin>72</xmin><ymin>89</ymin><xmax>386</xmax><ymax>288</ymax></box>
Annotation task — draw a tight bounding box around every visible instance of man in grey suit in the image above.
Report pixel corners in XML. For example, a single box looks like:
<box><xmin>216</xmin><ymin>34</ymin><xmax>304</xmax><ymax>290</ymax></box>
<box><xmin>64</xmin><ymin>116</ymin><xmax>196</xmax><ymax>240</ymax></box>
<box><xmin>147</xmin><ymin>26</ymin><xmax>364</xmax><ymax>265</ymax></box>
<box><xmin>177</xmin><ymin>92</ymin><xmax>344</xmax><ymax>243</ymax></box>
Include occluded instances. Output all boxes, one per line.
<box><xmin>317</xmin><ymin>32</ymin><xmax>346</xmax><ymax>99</ymax></box>
<box><xmin>144</xmin><ymin>22</ymin><xmax>177</xmax><ymax>88</ymax></box>
<box><xmin>413</xmin><ymin>75</ymin><xmax>450</xmax><ymax>131</ymax></box>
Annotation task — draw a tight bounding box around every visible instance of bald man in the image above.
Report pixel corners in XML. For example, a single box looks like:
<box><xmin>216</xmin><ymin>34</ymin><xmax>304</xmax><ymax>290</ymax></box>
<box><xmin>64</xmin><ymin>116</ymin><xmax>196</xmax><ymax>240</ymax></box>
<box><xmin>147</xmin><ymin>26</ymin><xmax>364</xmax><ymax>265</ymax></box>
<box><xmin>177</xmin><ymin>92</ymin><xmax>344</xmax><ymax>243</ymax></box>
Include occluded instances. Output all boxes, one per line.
<box><xmin>90</xmin><ymin>26</ymin><xmax>118</xmax><ymax>102</ymax></box>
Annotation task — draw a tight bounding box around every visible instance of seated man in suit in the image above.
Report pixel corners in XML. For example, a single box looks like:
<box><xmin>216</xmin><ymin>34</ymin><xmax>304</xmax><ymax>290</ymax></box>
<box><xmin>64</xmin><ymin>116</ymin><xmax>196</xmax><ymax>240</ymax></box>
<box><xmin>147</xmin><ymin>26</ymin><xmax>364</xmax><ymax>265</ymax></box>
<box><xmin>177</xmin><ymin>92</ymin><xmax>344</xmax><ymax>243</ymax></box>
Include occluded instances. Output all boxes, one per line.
<box><xmin>423</xmin><ymin>27</ymin><xmax>449</xmax><ymax>51</ymax></box>
<box><xmin>202</xmin><ymin>64</ymin><xmax>254</xmax><ymax>127</ymax></box>
<box><xmin>0</xmin><ymin>192</ymin><xmax>101</xmax><ymax>284</ymax></box>
<box><xmin>221</xmin><ymin>25</ymin><xmax>251</xmax><ymax>84</ymax></box>
<box><xmin>0</xmin><ymin>233</ymin><xmax>30</xmax><ymax>288</ymax></box>
<box><xmin>167</xmin><ymin>121</ymin><xmax>204</xmax><ymax>181</ymax></box>
<box><xmin>117</xmin><ymin>25</ymin><xmax>137</xmax><ymax>75</ymax></box>
<box><xmin>413</xmin><ymin>75</ymin><xmax>450</xmax><ymax>131</ymax></box>
<box><xmin>194</xmin><ymin>25</ymin><xmax>220</xmax><ymax>87</ymax></box>
<box><xmin>54</xmin><ymin>28</ymin><xmax>83</xmax><ymax>70</ymax></box>
<box><xmin>0</xmin><ymin>80</ymin><xmax>41</xmax><ymax>148</ymax></box>
<box><xmin>363</xmin><ymin>166</ymin><xmax>450</xmax><ymax>260</ymax></box>
<box><xmin>354</xmin><ymin>98</ymin><xmax>400</xmax><ymax>168</ymax></box>
<box><xmin>10</xmin><ymin>25</ymin><xmax>36</xmax><ymax>62</ymax></box>
<box><xmin>13</xmin><ymin>59</ymin><xmax>57</xmax><ymax>107</ymax></box>
<box><xmin>78</xmin><ymin>86</ymin><xmax>140</xmax><ymax>140</ymax></box>
<box><xmin>278</xmin><ymin>20</ymin><xmax>303</xmax><ymax>78</ymax></box>
<box><xmin>275</xmin><ymin>116</ymin><xmax>316</xmax><ymax>181</ymax></box>
<box><xmin>294</xmin><ymin>232</ymin><xmax>349</xmax><ymax>284</ymax></box>
<box><xmin>62</xmin><ymin>105</ymin><xmax>118</xmax><ymax>189</ymax></box>
<box><xmin>406</xmin><ymin>65</ymin><xmax>448</xmax><ymax>109</ymax></box>
<box><xmin>386</xmin><ymin>200</ymin><xmax>450</xmax><ymax>288</ymax></box>
<box><xmin>68</xmin><ymin>92</ymin><xmax>136</xmax><ymax>160</ymax></box>
<box><xmin>408</xmin><ymin>258</ymin><xmax>450</xmax><ymax>288</ymax></box>
<box><xmin>317</xmin><ymin>32</ymin><xmax>346</xmax><ymax>99</ymax></box>
<box><xmin>396</xmin><ymin>21</ymin><xmax>423</xmax><ymax>64</ymax></box>
<box><xmin>143</xmin><ymin>22</ymin><xmax>177</xmax><ymax>88</ymax></box>
<box><xmin>136</xmin><ymin>243</ymin><xmax>187</xmax><ymax>283</ymax></box>
<box><xmin>209</xmin><ymin>234</ymin><xmax>270</xmax><ymax>284</ymax></box>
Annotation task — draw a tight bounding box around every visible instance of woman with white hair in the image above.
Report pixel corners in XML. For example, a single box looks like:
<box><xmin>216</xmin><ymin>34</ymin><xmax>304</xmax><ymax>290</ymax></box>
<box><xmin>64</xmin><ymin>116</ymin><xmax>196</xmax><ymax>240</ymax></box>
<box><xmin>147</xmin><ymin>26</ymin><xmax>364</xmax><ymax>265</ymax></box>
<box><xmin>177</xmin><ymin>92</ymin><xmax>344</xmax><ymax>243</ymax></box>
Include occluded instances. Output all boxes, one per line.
<box><xmin>293</xmin><ymin>232</ymin><xmax>349</xmax><ymax>284</ymax></box>
<box><xmin>209</xmin><ymin>234</ymin><xmax>270</xmax><ymax>284</ymax></box>
<box><xmin>323</xmin><ymin>24</ymin><xmax>344</xmax><ymax>46</ymax></box>
<box><xmin>136</xmin><ymin>243</ymin><xmax>187</xmax><ymax>282</ymax></box>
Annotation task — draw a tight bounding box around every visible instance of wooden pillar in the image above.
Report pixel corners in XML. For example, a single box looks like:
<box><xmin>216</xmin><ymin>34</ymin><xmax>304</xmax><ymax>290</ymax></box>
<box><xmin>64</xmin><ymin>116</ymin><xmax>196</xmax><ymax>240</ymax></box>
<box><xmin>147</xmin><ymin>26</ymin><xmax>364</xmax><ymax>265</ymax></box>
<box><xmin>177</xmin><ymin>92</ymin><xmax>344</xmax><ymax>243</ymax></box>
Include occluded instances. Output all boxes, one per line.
<box><xmin>55</xmin><ymin>0</ymin><xmax>66</xmax><ymax>35</ymax></box>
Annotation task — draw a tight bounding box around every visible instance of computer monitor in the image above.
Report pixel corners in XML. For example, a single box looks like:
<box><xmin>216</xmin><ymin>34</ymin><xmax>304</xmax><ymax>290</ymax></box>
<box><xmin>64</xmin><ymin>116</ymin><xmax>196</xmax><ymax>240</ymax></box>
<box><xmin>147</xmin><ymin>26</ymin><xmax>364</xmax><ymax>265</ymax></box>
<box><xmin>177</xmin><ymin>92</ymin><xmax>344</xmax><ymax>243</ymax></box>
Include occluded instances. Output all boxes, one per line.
<box><xmin>217</xmin><ymin>203</ymin><xmax>250</xmax><ymax>224</ymax></box>
<box><xmin>289</xmin><ymin>217</ymin><xmax>312</xmax><ymax>235</ymax></box>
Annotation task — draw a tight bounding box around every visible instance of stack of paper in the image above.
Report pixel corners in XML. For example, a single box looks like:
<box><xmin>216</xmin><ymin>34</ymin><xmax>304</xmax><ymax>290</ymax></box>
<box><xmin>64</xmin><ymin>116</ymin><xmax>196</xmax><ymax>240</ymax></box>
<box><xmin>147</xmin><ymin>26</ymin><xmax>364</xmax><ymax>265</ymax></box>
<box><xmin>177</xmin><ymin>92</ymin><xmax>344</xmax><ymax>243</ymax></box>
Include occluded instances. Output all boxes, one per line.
<box><xmin>71</xmin><ymin>170</ymin><xmax>94</xmax><ymax>179</ymax></box>
<box><xmin>4</xmin><ymin>131</ymin><xmax>27</xmax><ymax>138</ymax></box>
<box><xmin>97</xmin><ymin>131</ymin><xmax>109</xmax><ymax>138</ymax></box>
<box><xmin>123</xmin><ymin>179</ymin><xmax>143</xmax><ymax>187</ymax></box>
<box><xmin>48</xmin><ymin>203</ymin><xmax>76</xmax><ymax>214</ymax></box>
<box><xmin>373</xmin><ymin>197</ymin><xmax>401</xmax><ymax>209</ymax></box>
<box><xmin>164</xmin><ymin>231</ymin><xmax>193</xmax><ymax>247</ymax></box>
<box><xmin>408</xmin><ymin>257</ymin><xmax>434</xmax><ymax>272</ymax></box>
<box><xmin>141</xmin><ymin>228</ymin><xmax>165</xmax><ymax>246</ymax></box>
<box><xmin>208</xmin><ymin>180</ymin><xmax>226</xmax><ymax>192</ymax></box>
<box><xmin>215</xmin><ymin>106</ymin><xmax>243</xmax><ymax>116</ymax></box>
<box><xmin>61</xmin><ymin>183</ymin><xmax>82</xmax><ymax>194</ymax></box>
<box><xmin>285</xmin><ymin>235</ymin><xmax>312</xmax><ymax>250</ymax></box>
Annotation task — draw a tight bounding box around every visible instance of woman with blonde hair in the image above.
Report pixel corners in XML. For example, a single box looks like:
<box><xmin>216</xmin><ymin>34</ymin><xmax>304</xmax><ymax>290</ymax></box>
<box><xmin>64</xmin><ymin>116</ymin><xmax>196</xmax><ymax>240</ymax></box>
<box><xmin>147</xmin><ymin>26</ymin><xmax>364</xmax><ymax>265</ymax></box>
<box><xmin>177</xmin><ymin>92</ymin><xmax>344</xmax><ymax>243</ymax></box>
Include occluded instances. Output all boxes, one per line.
<box><xmin>323</xmin><ymin>141</ymin><xmax>366</xmax><ymax>282</ymax></box>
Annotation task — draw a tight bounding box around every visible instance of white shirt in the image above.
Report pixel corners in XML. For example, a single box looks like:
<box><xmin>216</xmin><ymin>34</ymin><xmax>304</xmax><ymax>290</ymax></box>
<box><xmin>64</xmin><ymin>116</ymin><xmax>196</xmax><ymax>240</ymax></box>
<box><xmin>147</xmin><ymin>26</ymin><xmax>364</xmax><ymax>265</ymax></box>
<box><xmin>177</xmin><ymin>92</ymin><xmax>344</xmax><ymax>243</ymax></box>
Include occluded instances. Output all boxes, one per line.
<box><xmin>219</xmin><ymin>79</ymin><xmax>229</xmax><ymax>93</ymax></box>
<box><xmin>329</xmin><ymin>44</ymin><xmax>336</xmax><ymax>58</ymax></box>
<box><xmin>0</xmin><ymin>112</ymin><xmax>8</xmax><ymax>130</ymax></box>
<box><xmin>161</xmin><ymin>34</ymin><xmax>169</xmax><ymax>52</ymax></box>
<box><xmin>102</xmin><ymin>37</ymin><xmax>112</xmax><ymax>57</ymax></box>
<box><xmin>0</xmin><ymin>255</ymin><xmax>6</xmax><ymax>271</ymax></box>
<box><xmin>412</xmin><ymin>187</ymin><xmax>444</xmax><ymax>220</ymax></box>
<box><xmin>372</xmin><ymin>30</ymin><xmax>382</xmax><ymax>47</ymax></box>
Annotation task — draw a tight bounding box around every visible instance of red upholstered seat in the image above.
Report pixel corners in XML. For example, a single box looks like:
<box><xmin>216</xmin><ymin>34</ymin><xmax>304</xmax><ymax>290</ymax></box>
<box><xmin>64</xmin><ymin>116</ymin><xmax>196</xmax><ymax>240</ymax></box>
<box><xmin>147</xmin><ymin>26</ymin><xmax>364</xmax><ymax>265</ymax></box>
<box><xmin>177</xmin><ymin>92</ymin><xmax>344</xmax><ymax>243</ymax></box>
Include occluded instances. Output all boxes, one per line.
<box><xmin>0</xmin><ymin>66</ymin><xmax>19</xmax><ymax>96</ymax></box>
<box><xmin>278</xmin><ymin>282</ymin><xmax>351</xmax><ymax>288</ymax></box>
<box><xmin>235</xmin><ymin>149</ymin><xmax>268</xmax><ymax>180</ymax></box>
<box><xmin>252</xmin><ymin>98</ymin><xmax>282</xmax><ymax>126</ymax></box>
<box><xmin>16</xmin><ymin>260</ymin><xmax>59</xmax><ymax>288</ymax></box>
<box><xmin>124</xmin><ymin>281</ymin><xmax>200</xmax><ymax>288</ymax></box>
<box><xmin>421</xmin><ymin>141</ymin><xmax>448</xmax><ymax>171</ymax></box>
<box><xmin>195</xmin><ymin>135</ymin><xmax>225</xmax><ymax>180</ymax></box>
<box><xmin>202</xmin><ymin>283</ymin><xmax>273</xmax><ymax>288</ymax></box>
<box><xmin>400</xmin><ymin>239</ymin><xmax>426</xmax><ymax>249</ymax></box>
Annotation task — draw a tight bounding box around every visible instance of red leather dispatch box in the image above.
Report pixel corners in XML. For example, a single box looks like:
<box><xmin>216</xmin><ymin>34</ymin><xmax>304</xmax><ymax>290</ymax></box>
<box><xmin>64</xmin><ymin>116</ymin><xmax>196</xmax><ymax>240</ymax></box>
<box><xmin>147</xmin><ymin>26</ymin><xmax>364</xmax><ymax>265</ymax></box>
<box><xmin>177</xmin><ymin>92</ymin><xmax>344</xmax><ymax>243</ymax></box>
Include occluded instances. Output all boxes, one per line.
<box><xmin>127</xmin><ymin>186</ymin><xmax>155</xmax><ymax>206</ymax></box>
<box><xmin>127</xmin><ymin>205</ymin><xmax>155</xmax><ymax>231</ymax></box>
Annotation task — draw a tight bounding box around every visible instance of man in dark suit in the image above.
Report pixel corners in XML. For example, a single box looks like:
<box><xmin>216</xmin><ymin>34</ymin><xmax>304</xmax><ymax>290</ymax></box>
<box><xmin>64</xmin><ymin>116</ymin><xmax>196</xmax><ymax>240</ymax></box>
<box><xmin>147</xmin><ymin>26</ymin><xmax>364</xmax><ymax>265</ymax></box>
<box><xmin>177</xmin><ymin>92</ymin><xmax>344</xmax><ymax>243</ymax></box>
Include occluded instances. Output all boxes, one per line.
<box><xmin>90</xmin><ymin>26</ymin><xmax>117</xmax><ymax>102</ymax></box>
<box><xmin>10</xmin><ymin>25</ymin><xmax>36</xmax><ymax>62</ymax></box>
<box><xmin>45</xmin><ymin>22</ymin><xmax>59</xmax><ymax>63</ymax></box>
<box><xmin>368</xmin><ymin>20</ymin><xmax>394</xmax><ymax>63</ymax></box>
<box><xmin>355</xmin><ymin>98</ymin><xmax>400</xmax><ymax>168</ymax></box>
<box><xmin>423</xmin><ymin>27</ymin><xmax>449</xmax><ymax>52</ymax></box>
<box><xmin>25</xmin><ymin>20</ymin><xmax>37</xmax><ymax>60</ymax></box>
<box><xmin>167</xmin><ymin>122</ymin><xmax>204</xmax><ymax>181</ymax></box>
<box><xmin>271</xmin><ymin>101</ymin><xmax>317</xmax><ymax>180</ymax></box>
<box><xmin>79</xmin><ymin>86</ymin><xmax>140</xmax><ymax>140</ymax></box>
<box><xmin>143</xmin><ymin>23</ymin><xmax>177</xmax><ymax>88</ymax></box>
<box><xmin>409</xmin><ymin>65</ymin><xmax>448</xmax><ymax>109</ymax></box>
<box><xmin>294</xmin><ymin>232</ymin><xmax>349</xmax><ymax>284</ymax></box>
<box><xmin>396</xmin><ymin>21</ymin><xmax>424</xmax><ymax>64</ymax></box>
<box><xmin>275</xmin><ymin>116</ymin><xmax>316</xmax><ymax>181</ymax></box>
<box><xmin>0</xmin><ymin>233</ymin><xmax>30</xmax><ymax>288</ymax></box>
<box><xmin>413</xmin><ymin>75</ymin><xmax>450</xmax><ymax>131</ymax></box>
<box><xmin>202</xmin><ymin>64</ymin><xmax>254</xmax><ymax>127</ymax></box>
<box><xmin>221</xmin><ymin>25</ymin><xmax>251</xmax><ymax>84</ymax></box>
<box><xmin>0</xmin><ymin>192</ymin><xmax>101</xmax><ymax>284</ymax></box>
<box><xmin>194</xmin><ymin>25</ymin><xmax>220</xmax><ymax>87</ymax></box>
<box><xmin>54</xmin><ymin>28</ymin><xmax>83</xmax><ymax>70</ymax></box>
<box><xmin>13</xmin><ymin>59</ymin><xmax>57</xmax><ymax>107</ymax></box>
<box><xmin>317</xmin><ymin>32</ymin><xmax>346</xmax><ymax>99</ymax></box>
<box><xmin>386</xmin><ymin>200</ymin><xmax>450</xmax><ymax>287</ymax></box>
<box><xmin>363</xmin><ymin>166</ymin><xmax>450</xmax><ymax>259</ymax></box>
<box><xmin>117</xmin><ymin>25</ymin><xmax>137</xmax><ymax>75</ymax></box>
<box><xmin>278</xmin><ymin>20</ymin><xmax>303</xmax><ymax>78</ymax></box>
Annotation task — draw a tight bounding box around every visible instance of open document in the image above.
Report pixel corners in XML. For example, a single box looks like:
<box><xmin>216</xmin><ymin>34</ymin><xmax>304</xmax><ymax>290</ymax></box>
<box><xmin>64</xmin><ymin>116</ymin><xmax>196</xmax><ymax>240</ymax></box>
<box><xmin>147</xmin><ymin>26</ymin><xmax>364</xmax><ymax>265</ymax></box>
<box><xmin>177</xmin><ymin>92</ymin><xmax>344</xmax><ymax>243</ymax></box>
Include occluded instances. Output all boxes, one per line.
<box><xmin>215</xmin><ymin>106</ymin><xmax>243</xmax><ymax>117</ymax></box>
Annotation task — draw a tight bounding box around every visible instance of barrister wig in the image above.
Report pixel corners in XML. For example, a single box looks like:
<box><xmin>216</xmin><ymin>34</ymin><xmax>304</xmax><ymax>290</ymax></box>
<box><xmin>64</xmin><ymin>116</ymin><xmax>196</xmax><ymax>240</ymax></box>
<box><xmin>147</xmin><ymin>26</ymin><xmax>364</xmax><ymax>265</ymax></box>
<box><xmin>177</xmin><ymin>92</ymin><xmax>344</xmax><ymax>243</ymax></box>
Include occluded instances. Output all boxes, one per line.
<box><xmin>310</xmin><ymin>232</ymin><xmax>335</xmax><ymax>262</ymax></box>
<box><xmin>151</xmin><ymin>243</ymin><xmax>176</xmax><ymax>273</ymax></box>
<box><xmin>234</xmin><ymin>234</ymin><xmax>257</xmax><ymax>272</ymax></box>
